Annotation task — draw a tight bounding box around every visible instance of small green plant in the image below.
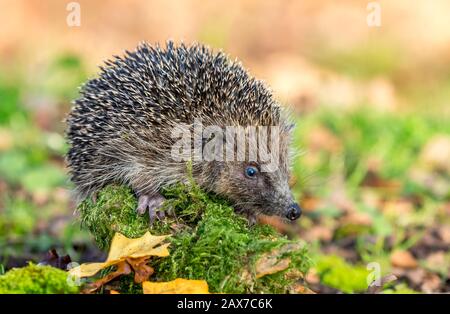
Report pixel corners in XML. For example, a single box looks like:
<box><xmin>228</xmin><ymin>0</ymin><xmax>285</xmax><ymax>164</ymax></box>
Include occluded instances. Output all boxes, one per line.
<box><xmin>0</xmin><ymin>263</ymin><xmax>80</xmax><ymax>294</ymax></box>
<box><xmin>315</xmin><ymin>255</ymin><xmax>370</xmax><ymax>293</ymax></box>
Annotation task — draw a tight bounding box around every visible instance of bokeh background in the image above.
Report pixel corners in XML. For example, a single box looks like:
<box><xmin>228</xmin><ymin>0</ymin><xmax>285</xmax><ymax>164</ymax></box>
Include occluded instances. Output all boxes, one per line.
<box><xmin>0</xmin><ymin>0</ymin><xmax>449</xmax><ymax>293</ymax></box>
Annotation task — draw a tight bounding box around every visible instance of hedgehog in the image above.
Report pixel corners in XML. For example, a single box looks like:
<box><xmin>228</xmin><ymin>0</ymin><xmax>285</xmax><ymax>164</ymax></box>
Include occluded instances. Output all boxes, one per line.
<box><xmin>66</xmin><ymin>41</ymin><xmax>302</xmax><ymax>224</ymax></box>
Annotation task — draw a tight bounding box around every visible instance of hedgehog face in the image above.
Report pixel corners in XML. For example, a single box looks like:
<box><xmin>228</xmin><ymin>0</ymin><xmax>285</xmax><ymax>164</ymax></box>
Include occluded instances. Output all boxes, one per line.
<box><xmin>211</xmin><ymin>161</ymin><xmax>302</xmax><ymax>222</ymax></box>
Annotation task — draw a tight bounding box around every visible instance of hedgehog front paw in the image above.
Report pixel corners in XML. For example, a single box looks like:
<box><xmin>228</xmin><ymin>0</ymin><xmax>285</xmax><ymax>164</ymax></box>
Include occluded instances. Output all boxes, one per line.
<box><xmin>136</xmin><ymin>193</ymin><xmax>168</xmax><ymax>223</ymax></box>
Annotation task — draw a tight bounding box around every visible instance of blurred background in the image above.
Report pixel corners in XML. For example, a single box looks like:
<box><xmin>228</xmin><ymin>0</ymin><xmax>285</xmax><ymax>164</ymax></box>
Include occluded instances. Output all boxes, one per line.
<box><xmin>0</xmin><ymin>0</ymin><xmax>448</xmax><ymax>293</ymax></box>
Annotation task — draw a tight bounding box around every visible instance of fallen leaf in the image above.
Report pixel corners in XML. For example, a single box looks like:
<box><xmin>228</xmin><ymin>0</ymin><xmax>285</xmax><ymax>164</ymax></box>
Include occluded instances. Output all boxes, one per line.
<box><xmin>284</xmin><ymin>268</ymin><xmax>304</xmax><ymax>281</ymax></box>
<box><xmin>308</xmin><ymin>126</ymin><xmax>342</xmax><ymax>153</ymax></box>
<box><xmin>302</xmin><ymin>226</ymin><xmax>333</xmax><ymax>242</ymax></box>
<box><xmin>301</xmin><ymin>196</ymin><xmax>321</xmax><ymax>213</ymax></box>
<box><xmin>390</xmin><ymin>250</ymin><xmax>418</xmax><ymax>269</ymax></box>
<box><xmin>255</xmin><ymin>244</ymin><xmax>302</xmax><ymax>278</ymax></box>
<box><xmin>256</xmin><ymin>256</ymin><xmax>290</xmax><ymax>279</ymax></box>
<box><xmin>437</xmin><ymin>226</ymin><xmax>450</xmax><ymax>244</ymax></box>
<box><xmin>143</xmin><ymin>278</ymin><xmax>209</xmax><ymax>294</ymax></box>
<box><xmin>82</xmin><ymin>261</ymin><xmax>132</xmax><ymax>294</ymax></box>
<box><xmin>362</xmin><ymin>170</ymin><xmax>401</xmax><ymax>193</ymax></box>
<box><xmin>127</xmin><ymin>256</ymin><xmax>154</xmax><ymax>283</ymax></box>
<box><xmin>424</xmin><ymin>251</ymin><xmax>447</xmax><ymax>273</ymax></box>
<box><xmin>39</xmin><ymin>249</ymin><xmax>72</xmax><ymax>270</ymax></box>
<box><xmin>288</xmin><ymin>283</ymin><xmax>316</xmax><ymax>294</ymax></box>
<box><xmin>366</xmin><ymin>274</ymin><xmax>397</xmax><ymax>294</ymax></box>
<box><xmin>70</xmin><ymin>231</ymin><xmax>170</xmax><ymax>293</ymax></box>
<box><xmin>420</xmin><ymin>135</ymin><xmax>450</xmax><ymax>172</ymax></box>
<box><xmin>107</xmin><ymin>232</ymin><xmax>170</xmax><ymax>261</ymax></box>
<box><xmin>305</xmin><ymin>268</ymin><xmax>320</xmax><ymax>285</ymax></box>
<box><xmin>420</xmin><ymin>272</ymin><xmax>442</xmax><ymax>293</ymax></box>
<box><xmin>341</xmin><ymin>212</ymin><xmax>373</xmax><ymax>226</ymax></box>
<box><xmin>69</xmin><ymin>231</ymin><xmax>170</xmax><ymax>278</ymax></box>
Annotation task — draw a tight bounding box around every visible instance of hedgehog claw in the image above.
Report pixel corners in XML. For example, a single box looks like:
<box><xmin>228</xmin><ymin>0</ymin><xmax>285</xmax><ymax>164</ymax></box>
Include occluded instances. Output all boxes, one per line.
<box><xmin>136</xmin><ymin>194</ymin><xmax>168</xmax><ymax>224</ymax></box>
<box><xmin>247</xmin><ymin>213</ymin><xmax>257</xmax><ymax>226</ymax></box>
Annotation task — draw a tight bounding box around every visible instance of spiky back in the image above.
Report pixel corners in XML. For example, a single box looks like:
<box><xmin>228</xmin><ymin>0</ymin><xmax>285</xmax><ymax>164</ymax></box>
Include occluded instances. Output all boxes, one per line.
<box><xmin>66</xmin><ymin>41</ymin><xmax>285</xmax><ymax>199</ymax></box>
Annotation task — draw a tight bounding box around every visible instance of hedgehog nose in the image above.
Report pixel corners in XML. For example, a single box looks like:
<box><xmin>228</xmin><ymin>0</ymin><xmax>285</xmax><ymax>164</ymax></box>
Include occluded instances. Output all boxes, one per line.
<box><xmin>286</xmin><ymin>203</ymin><xmax>302</xmax><ymax>221</ymax></box>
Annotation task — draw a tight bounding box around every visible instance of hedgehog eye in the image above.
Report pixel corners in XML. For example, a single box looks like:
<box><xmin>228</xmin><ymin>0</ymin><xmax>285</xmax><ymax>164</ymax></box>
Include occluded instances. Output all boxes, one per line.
<box><xmin>244</xmin><ymin>165</ymin><xmax>258</xmax><ymax>179</ymax></box>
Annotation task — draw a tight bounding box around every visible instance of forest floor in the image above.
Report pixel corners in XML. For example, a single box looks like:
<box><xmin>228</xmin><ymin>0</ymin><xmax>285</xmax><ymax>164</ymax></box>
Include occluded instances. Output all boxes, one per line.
<box><xmin>0</xmin><ymin>53</ymin><xmax>449</xmax><ymax>293</ymax></box>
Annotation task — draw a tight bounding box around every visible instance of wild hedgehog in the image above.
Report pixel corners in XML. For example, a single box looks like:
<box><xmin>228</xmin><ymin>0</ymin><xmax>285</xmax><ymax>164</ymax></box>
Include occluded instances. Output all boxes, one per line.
<box><xmin>66</xmin><ymin>41</ymin><xmax>302</xmax><ymax>223</ymax></box>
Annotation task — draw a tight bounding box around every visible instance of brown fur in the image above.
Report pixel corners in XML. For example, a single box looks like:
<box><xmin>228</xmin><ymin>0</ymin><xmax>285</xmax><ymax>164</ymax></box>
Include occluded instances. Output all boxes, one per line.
<box><xmin>66</xmin><ymin>41</ymin><xmax>296</xmax><ymax>219</ymax></box>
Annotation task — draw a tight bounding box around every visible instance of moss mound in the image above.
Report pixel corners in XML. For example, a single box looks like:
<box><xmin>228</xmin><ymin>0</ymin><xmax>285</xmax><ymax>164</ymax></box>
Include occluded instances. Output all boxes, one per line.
<box><xmin>315</xmin><ymin>255</ymin><xmax>370</xmax><ymax>293</ymax></box>
<box><xmin>0</xmin><ymin>264</ymin><xmax>80</xmax><ymax>294</ymax></box>
<box><xmin>79</xmin><ymin>179</ymin><xmax>311</xmax><ymax>293</ymax></box>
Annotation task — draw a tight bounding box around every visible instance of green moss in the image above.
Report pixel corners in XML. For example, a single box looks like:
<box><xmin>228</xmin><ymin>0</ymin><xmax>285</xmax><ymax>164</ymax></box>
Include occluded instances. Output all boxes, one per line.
<box><xmin>78</xmin><ymin>178</ymin><xmax>311</xmax><ymax>293</ymax></box>
<box><xmin>315</xmin><ymin>255</ymin><xmax>370</xmax><ymax>293</ymax></box>
<box><xmin>79</xmin><ymin>185</ymin><xmax>149</xmax><ymax>250</ymax></box>
<box><xmin>382</xmin><ymin>284</ymin><xmax>419</xmax><ymax>294</ymax></box>
<box><xmin>0</xmin><ymin>264</ymin><xmax>80</xmax><ymax>294</ymax></box>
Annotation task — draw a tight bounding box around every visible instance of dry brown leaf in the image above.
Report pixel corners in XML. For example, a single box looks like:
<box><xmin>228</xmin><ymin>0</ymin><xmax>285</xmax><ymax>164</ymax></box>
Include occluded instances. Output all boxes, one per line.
<box><xmin>39</xmin><ymin>249</ymin><xmax>72</xmax><ymax>270</ymax></box>
<box><xmin>240</xmin><ymin>244</ymin><xmax>303</xmax><ymax>283</ymax></box>
<box><xmin>390</xmin><ymin>250</ymin><xmax>418</xmax><ymax>269</ymax></box>
<box><xmin>69</xmin><ymin>231</ymin><xmax>170</xmax><ymax>278</ymax></box>
<box><xmin>256</xmin><ymin>257</ymin><xmax>290</xmax><ymax>279</ymax></box>
<box><xmin>302</xmin><ymin>226</ymin><xmax>333</xmax><ymax>242</ymax></box>
<box><xmin>127</xmin><ymin>256</ymin><xmax>154</xmax><ymax>283</ymax></box>
<box><xmin>420</xmin><ymin>272</ymin><xmax>442</xmax><ymax>293</ymax></box>
<box><xmin>143</xmin><ymin>279</ymin><xmax>209</xmax><ymax>294</ymax></box>
<box><xmin>284</xmin><ymin>268</ymin><xmax>304</xmax><ymax>281</ymax></box>
<box><xmin>341</xmin><ymin>212</ymin><xmax>373</xmax><ymax>226</ymax></box>
<box><xmin>255</xmin><ymin>244</ymin><xmax>302</xmax><ymax>279</ymax></box>
<box><xmin>437</xmin><ymin>225</ymin><xmax>450</xmax><ymax>244</ymax></box>
<box><xmin>82</xmin><ymin>261</ymin><xmax>132</xmax><ymax>294</ymax></box>
<box><xmin>305</xmin><ymin>268</ymin><xmax>320</xmax><ymax>285</ymax></box>
<box><xmin>288</xmin><ymin>283</ymin><xmax>316</xmax><ymax>294</ymax></box>
<box><xmin>302</xmin><ymin>196</ymin><xmax>321</xmax><ymax>213</ymax></box>
<box><xmin>403</xmin><ymin>268</ymin><xmax>426</xmax><ymax>286</ymax></box>
<box><xmin>420</xmin><ymin>135</ymin><xmax>450</xmax><ymax>172</ymax></box>
<box><xmin>366</xmin><ymin>274</ymin><xmax>397</xmax><ymax>294</ymax></box>
<box><xmin>362</xmin><ymin>170</ymin><xmax>402</xmax><ymax>193</ymax></box>
<box><xmin>424</xmin><ymin>251</ymin><xmax>447</xmax><ymax>273</ymax></box>
<box><xmin>308</xmin><ymin>126</ymin><xmax>342</xmax><ymax>153</ymax></box>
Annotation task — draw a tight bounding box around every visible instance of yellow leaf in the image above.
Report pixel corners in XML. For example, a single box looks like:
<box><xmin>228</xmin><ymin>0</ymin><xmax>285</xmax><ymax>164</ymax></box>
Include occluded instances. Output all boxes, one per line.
<box><xmin>143</xmin><ymin>279</ymin><xmax>209</xmax><ymax>294</ymax></box>
<box><xmin>69</xmin><ymin>231</ymin><xmax>170</xmax><ymax>278</ymax></box>
<box><xmin>82</xmin><ymin>261</ymin><xmax>132</xmax><ymax>294</ymax></box>
<box><xmin>107</xmin><ymin>232</ymin><xmax>169</xmax><ymax>260</ymax></box>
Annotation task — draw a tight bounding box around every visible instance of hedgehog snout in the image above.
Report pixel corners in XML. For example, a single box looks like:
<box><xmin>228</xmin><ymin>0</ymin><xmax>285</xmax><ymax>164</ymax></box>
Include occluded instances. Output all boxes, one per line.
<box><xmin>285</xmin><ymin>203</ymin><xmax>302</xmax><ymax>221</ymax></box>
